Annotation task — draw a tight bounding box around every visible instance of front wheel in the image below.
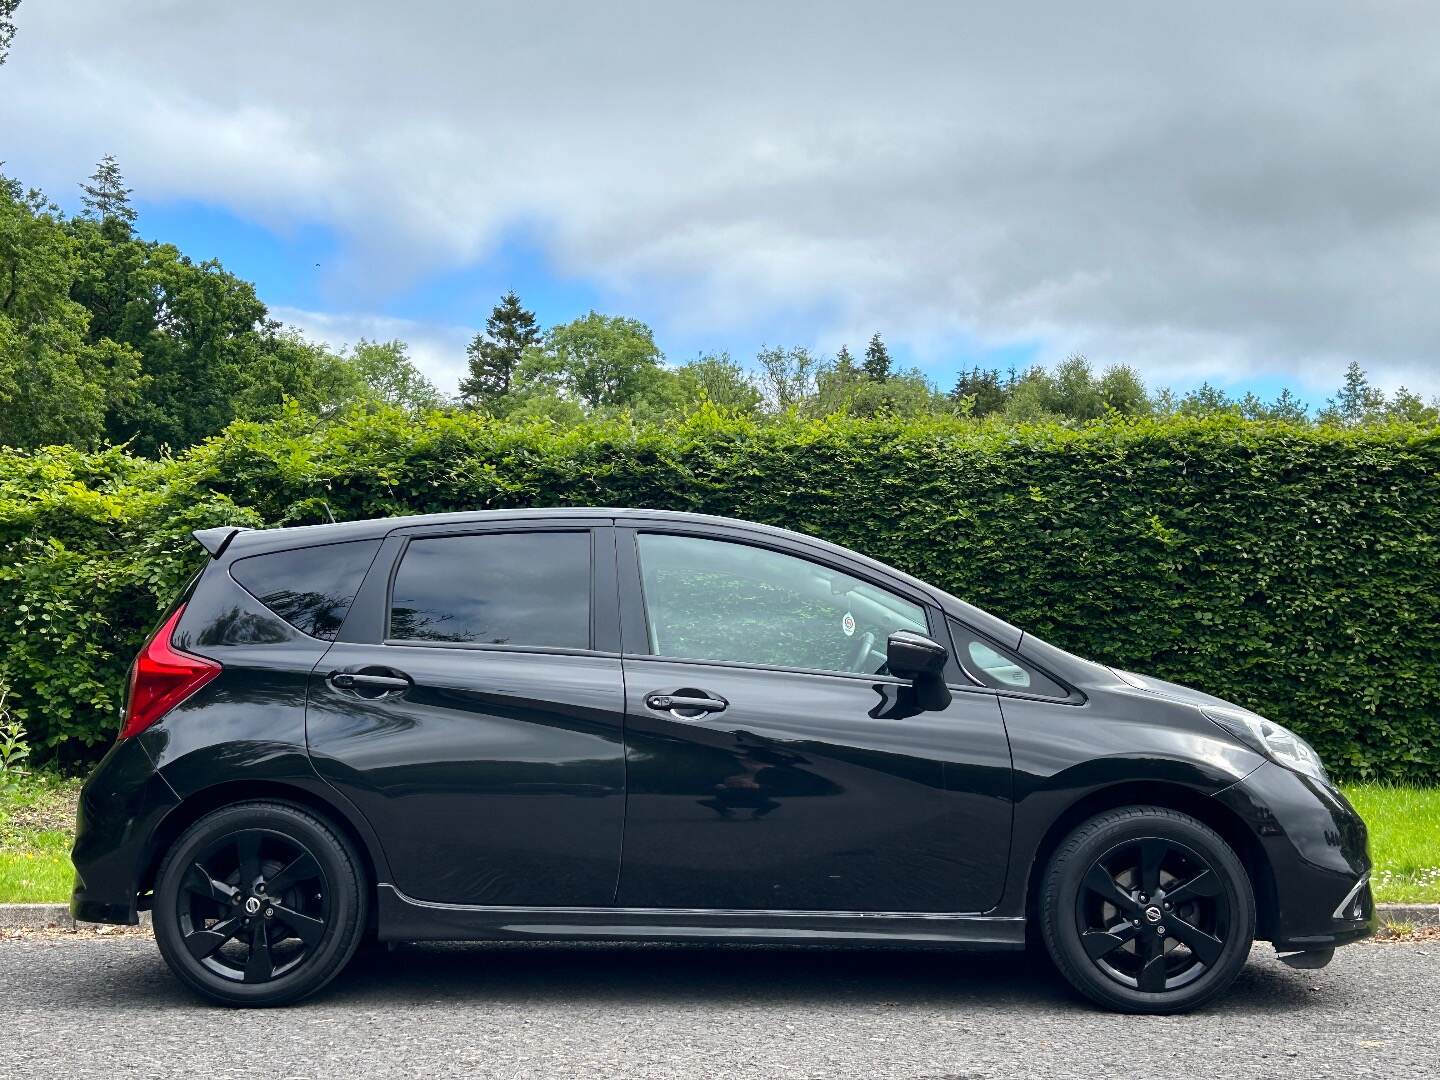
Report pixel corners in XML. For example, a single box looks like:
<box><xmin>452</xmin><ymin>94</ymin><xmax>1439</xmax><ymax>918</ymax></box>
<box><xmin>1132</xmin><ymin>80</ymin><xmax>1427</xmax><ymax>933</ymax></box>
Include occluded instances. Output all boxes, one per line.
<box><xmin>1040</xmin><ymin>806</ymin><xmax>1255</xmax><ymax>1014</ymax></box>
<box><xmin>153</xmin><ymin>801</ymin><xmax>366</xmax><ymax>1006</ymax></box>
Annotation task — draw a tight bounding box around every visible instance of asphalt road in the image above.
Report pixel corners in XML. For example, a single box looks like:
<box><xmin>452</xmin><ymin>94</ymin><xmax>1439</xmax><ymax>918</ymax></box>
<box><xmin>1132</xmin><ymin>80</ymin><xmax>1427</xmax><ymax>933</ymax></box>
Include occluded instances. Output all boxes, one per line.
<box><xmin>2</xmin><ymin>936</ymin><xmax>1435</xmax><ymax>1079</ymax></box>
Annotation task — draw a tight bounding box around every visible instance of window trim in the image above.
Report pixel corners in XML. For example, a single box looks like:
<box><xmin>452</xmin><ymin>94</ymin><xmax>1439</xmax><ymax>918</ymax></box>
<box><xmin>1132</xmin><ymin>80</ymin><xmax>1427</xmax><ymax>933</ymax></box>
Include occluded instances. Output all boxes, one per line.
<box><xmin>382</xmin><ymin>526</ymin><xmax>600</xmax><ymax>653</ymax></box>
<box><xmin>623</xmin><ymin>525</ymin><xmax>938</xmax><ymax>680</ymax></box>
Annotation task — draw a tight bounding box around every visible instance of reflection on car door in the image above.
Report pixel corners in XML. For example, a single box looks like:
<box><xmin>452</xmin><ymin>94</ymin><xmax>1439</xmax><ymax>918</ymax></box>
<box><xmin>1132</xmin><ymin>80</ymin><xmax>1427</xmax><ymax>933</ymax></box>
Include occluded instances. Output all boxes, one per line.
<box><xmin>307</xmin><ymin>522</ymin><xmax>627</xmax><ymax>907</ymax></box>
<box><xmin>613</xmin><ymin>526</ymin><xmax>1012</xmax><ymax>913</ymax></box>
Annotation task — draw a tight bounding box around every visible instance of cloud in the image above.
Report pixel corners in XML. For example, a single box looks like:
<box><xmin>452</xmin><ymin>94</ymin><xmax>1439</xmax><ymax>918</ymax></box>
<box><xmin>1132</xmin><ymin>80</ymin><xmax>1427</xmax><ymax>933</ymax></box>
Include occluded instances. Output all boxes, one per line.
<box><xmin>269</xmin><ymin>307</ymin><xmax>472</xmax><ymax>391</ymax></box>
<box><xmin>5</xmin><ymin>1</ymin><xmax>1440</xmax><ymax>395</ymax></box>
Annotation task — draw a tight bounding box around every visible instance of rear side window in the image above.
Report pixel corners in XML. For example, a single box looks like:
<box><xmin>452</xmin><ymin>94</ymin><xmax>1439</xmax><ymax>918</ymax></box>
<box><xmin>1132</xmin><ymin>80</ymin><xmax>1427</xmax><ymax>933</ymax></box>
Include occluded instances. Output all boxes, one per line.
<box><xmin>231</xmin><ymin>540</ymin><xmax>380</xmax><ymax>640</ymax></box>
<box><xmin>388</xmin><ymin>531</ymin><xmax>591</xmax><ymax>649</ymax></box>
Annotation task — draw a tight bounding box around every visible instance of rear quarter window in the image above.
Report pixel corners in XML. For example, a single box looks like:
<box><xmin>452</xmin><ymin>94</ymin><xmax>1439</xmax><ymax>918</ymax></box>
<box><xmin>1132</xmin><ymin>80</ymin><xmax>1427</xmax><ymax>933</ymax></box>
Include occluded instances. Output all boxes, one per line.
<box><xmin>230</xmin><ymin>539</ymin><xmax>381</xmax><ymax>640</ymax></box>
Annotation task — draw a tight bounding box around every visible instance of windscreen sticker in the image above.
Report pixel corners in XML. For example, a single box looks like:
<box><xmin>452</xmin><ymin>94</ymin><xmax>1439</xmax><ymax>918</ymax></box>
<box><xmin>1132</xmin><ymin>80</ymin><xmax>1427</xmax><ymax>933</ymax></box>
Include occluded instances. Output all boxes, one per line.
<box><xmin>841</xmin><ymin>611</ymin><xmax>856</xmax><ymax>637</ymax></box>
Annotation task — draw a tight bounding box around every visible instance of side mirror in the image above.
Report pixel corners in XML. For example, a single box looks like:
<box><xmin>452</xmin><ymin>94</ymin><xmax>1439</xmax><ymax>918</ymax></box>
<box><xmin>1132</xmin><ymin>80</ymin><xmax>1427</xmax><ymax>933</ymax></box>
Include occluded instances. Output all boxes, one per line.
<box><xmin>886</xmin><ymin>630</ymin><xmax>948</xmax><ymax>679</ymax></box>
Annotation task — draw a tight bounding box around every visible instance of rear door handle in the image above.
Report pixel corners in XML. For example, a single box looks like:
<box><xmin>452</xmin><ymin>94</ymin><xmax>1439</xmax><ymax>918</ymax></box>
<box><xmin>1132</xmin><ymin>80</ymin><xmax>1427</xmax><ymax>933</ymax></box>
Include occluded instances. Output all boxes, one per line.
<box><xmin>328</xmin><ymin>671</ymin><xmax>412</xmax><ymax>694</ymax></box>
<box><xmin>645</xmin><ymin>691</ymin><xmax>728</xmax><ymax>719</ymax></box>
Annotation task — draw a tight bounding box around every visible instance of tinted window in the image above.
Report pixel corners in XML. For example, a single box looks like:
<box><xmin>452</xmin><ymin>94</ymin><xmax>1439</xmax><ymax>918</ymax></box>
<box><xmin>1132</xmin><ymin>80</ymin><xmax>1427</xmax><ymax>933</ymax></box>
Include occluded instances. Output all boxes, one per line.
<box><xmin>231</xmin><ymin>539</ymin><xmax>380</xmax><ymax>640</ymax></box>
<box><xmin>949</xmin><ymin>619</ymin><xmax>1067</xmax><ymax>696</ymax></box>
<box><xmin>389</xmin><ymin>531</ymin><xmax>591</xmax><ymax>649</ymax></box>
<box><xmin>636</xmin><ymin>533</ymin><xmax>928</xmax><ymax>675</ymax></box>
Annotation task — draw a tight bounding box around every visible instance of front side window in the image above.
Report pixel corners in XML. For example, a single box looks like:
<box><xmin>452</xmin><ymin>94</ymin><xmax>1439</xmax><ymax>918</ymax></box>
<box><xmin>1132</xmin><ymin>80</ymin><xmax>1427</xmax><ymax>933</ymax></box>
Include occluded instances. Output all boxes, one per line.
<box><xmin>949</xmin><ymin>619</ymin><xmax>1067</xmax><ymax>697</ymax></box>
<box><xmin>389</xmin><ymin>531</ymin><xmax>591</xmax><ymax>649</ymax></box>
<box><xmin>231</xmin><ymin>539</ymin><xmax>380</xmax><ymax>640</ymax></box>
<box><xmin>635</xmin><ymin>533</ymin><xmax>928</xmax><ymax>675</ymax></box>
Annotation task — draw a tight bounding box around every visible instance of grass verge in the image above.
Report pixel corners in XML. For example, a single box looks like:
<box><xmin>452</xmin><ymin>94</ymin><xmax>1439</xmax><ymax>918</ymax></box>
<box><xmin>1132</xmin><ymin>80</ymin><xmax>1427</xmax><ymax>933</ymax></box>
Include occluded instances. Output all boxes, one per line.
<box><xmin>0</xmin><ymin>773</ymin><xmax>83</xmax><ymax>904</ymax></box>
<box><xmin>1342</xmin><ymin>783</ymin><xmax>1440</xmax><ymax>904</ymax></box>
<box><xmin>1</xmin><ymin>774</ymin><xmax>1437</xmax><ymax>905</ymax></box>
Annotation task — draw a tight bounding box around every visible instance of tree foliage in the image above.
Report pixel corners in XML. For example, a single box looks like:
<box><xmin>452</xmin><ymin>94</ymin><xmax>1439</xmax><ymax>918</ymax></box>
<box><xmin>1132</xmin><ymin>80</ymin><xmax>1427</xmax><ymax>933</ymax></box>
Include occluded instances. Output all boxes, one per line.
<box><xmin>78</xmin><ymin>155</ymin><xmax>136</xmax><ymax>228</ymax></box>
<box><xmin>862</xmin><ymin>332</ymin><xmax>892</xmax><ymax>381</ymax></box>
<box><xmin>0</xmin><ymin>0</ymin><xmax>20</xmax><ymax>66</ymax></box>
<box><xmin>460</xmin><ymin>290</ymin><xmax>540</xmax><ymax>405</ymax></box>
<box><xmin>0</xmin><ymin>168</ymin><xmax>450</xmax><ymax>455</ymax></box>
<box><xmin>514</xmin><ymin>311</ymin><xmax>666</xmax><ymax>409</ymax></box>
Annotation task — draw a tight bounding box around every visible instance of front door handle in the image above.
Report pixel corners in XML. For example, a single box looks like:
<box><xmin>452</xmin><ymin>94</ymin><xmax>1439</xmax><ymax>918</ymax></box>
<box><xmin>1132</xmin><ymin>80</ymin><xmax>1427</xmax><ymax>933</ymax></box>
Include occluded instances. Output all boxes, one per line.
<box><xmin>645</xmin><ymin>691</ymin><xmax>728</xmax><ymax>719</ymax></box>
<box><xmin>328</xmin><ymin>670</ymin><xmax>412</xmax><ymax>695</ymax></box>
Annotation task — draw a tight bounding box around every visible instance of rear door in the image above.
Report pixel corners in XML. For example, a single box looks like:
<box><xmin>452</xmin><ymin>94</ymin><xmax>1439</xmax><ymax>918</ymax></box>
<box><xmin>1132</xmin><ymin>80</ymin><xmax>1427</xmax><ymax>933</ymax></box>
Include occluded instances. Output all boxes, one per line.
<box><xmin>614</xmin><ymin>524</ymin><xmax>1013</xmax><ymax>914</ymax></box>
<box><xmin>307</xmin><ymin>519</ymin><xmax>626</xmax><ymax>907</ymax></box>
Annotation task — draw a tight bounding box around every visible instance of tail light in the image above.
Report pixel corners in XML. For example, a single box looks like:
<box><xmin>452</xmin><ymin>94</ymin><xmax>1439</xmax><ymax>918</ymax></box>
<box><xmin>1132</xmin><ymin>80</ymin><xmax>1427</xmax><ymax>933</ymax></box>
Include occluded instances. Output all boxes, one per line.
<box><xmin>119</xmin><ymin>604</ymin><xmax>221</xmax><ymax>739</ymax></box>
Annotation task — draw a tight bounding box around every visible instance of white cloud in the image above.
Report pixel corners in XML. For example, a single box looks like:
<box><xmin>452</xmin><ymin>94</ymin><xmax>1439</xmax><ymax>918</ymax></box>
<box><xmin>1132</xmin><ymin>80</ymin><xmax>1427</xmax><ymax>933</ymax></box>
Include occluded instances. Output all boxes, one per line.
<box><xmin>5</xmin><ymin>1</ymin><xmax>1440</xmax><ymax>396</ymax></box>
<box><xmin>270</xmin><ymin>307</ymin><xmax>471</xmax><ymax>392</ymax></box>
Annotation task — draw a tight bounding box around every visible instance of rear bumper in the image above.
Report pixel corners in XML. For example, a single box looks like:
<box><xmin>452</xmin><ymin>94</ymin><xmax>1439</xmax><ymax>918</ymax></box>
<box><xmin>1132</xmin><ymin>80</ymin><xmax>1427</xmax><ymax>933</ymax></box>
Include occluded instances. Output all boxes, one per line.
<box><xmin>69</xmin><ymin>737</ymin><xmax>178</xmax><ymax>925</ymax></box>
<box><xmin>1215</xmin><ymin>761</ymin><xmax>1376</xmax><ymax>951</ymax></box>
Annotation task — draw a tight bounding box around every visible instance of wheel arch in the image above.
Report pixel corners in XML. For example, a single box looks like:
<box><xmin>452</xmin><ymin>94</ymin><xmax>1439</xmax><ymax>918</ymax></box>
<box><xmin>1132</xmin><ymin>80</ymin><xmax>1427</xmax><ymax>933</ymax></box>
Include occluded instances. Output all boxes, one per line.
<box><xmin>1023</xmin><ymin>780</ymin><xmax>1279</xmax><ymax>942</ymax></box>
<box><xmin>139</xmin><ymin>779</ymin><xmax>384</xmax><ymax>932</ymax></box>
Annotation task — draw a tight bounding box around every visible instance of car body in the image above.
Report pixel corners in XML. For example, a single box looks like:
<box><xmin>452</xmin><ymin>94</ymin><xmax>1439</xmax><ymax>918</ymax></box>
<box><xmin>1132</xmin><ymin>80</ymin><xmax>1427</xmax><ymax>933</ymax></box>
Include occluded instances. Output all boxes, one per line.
<box><xmin>72</xmin><ymin>508</ymin><xmax>1374</xmax><ymax>1010</ymax></box>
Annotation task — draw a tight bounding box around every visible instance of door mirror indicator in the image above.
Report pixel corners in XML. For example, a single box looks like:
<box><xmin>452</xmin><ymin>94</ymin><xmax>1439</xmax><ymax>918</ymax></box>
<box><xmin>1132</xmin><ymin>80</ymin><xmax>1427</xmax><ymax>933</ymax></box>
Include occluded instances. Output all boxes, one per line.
<box><xmin>886</xmin><ymin>630</ymin><xmax>948</xmax><ymax>679</ymax></box>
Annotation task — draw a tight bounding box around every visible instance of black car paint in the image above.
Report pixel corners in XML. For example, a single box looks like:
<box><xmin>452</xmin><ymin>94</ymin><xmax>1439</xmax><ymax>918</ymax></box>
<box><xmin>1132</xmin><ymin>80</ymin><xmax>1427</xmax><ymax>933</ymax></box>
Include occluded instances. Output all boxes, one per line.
<box><xmin>72</xmin><ymin>508</ymin><xmax>1375</xmax><ymax>957</ymax></box>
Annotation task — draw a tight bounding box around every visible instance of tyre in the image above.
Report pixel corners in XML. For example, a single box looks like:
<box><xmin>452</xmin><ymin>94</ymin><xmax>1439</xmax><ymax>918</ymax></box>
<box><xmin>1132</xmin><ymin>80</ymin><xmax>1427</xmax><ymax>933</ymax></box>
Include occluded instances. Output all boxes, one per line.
<box><xmin>153</xmin><ymin>801</ymin><xmax>367</xmax><ymax>1006</ymax></box>
<box><xmin>1040</xmin><ymin>806</ymin><xmax>1255</xmax><ymax>1014</ymax></box>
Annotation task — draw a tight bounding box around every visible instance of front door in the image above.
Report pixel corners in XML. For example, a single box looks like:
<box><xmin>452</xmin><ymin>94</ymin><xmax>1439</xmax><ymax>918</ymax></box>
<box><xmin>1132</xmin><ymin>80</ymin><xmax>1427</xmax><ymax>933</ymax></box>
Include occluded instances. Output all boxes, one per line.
<box><xmin>614</xmin><ymin>527</ymin><xmax>1013</xmax><ymax>913</ymax></box>
<box><xmin>307</xmin><ymin>522</ymin><xmax>626</xmax><ymax>907</ymax></box>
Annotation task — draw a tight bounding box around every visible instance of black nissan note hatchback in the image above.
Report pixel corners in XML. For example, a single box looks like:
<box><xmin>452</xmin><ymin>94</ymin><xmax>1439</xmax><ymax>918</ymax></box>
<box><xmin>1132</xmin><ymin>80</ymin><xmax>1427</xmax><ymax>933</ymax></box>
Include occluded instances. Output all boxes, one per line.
<box><xmin>71</xmin><ymin>508</ymin><xmax>1374</xmax><ymax>1011</ymax></box>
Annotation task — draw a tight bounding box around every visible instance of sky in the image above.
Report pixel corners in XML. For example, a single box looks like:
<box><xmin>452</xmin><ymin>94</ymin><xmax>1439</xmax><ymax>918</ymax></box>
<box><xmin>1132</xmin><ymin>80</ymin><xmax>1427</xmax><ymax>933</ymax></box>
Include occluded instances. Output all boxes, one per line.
<box><xmin>3</xmin><ymin>1</ymin><xmax>1439</xmax><ymax>402</ymax></box>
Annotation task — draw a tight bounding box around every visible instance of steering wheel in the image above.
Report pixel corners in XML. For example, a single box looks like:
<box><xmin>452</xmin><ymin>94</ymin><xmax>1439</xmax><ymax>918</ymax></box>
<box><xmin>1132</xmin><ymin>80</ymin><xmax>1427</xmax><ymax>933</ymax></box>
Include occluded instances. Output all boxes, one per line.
<box><xmin>847</xmin><ymin>628</ymin><xmax>877</xmax><ymax>674</ymax></box>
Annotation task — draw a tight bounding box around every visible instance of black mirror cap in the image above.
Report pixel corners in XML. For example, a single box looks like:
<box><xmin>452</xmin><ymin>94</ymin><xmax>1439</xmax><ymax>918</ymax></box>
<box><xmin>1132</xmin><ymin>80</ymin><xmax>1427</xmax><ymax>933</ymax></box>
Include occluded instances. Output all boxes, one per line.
<box><xmin>887</xmin><ymin>630</ymin><xmax>948</xmax><ymax>679</ymax></box>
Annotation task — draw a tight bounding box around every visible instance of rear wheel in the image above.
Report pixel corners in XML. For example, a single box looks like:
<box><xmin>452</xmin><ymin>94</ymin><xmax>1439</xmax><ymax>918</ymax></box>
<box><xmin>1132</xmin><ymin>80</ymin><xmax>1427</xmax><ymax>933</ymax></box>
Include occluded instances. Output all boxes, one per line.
<box><xmin>1040</xmin><ymin>806</ymin><xmax>1255</xmax><ymax>1014</ymax></box>
<box><xmin>153</xmin><ymin>802</ymin><xmax>366</xmax><ymax>1006</ymax></box>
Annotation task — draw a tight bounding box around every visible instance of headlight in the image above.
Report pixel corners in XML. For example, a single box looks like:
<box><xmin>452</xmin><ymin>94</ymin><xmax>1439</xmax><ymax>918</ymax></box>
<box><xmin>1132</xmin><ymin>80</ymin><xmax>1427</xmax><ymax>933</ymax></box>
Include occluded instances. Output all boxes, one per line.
<box><xmin>1201</xmin><ymin>704</ymin><xmax>1330</xmax><ymax>785</ymax></box>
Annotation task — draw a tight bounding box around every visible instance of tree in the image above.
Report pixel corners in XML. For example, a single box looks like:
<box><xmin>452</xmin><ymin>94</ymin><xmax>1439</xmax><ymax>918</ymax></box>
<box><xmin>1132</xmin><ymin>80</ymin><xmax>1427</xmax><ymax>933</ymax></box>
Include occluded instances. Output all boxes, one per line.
<box><xmin>815</xmin><ymin>361</ymin><xmax>947</xmax><ymax>418</ymax></box>
<box><xmin>1324</xmin><ymin>362</ymin><xmax>1387</xmax><ymax>425</ymax></box>
<box><xmin>1383</xmin><ymin>387</ymin><xmax>1440</xmax><ymax>425</ymax></box>
<box><xmin>1095</xmin><ymin>364</ymin><xmax>1150</xmax><ymax>416</ymax></box>
<box><xmin>1177</xmin><ymin>382</ymin><xmax>1235</xmax><ymax>417</ymax></box>
<box><xmin>0</xmin><ymin>181</ymin><xmax>143</xmax><ymax>448</ymax></box>
<box><xmin>862</xmin><ymin>332</ymin><xmax>891</xmax><ymax>381</ymax></box>
<box><xmin>459</xmin><ymin>290</ymin><xmax>540</xmax><ymax>405</ymax></box>
<box><xmin>950</xmin><ymin>367</ymin><xmax>1008</xmax><ymax>417</ymax></box>
<box><xmin>514</xmin><ymin>311</ymin><xmax>665</xmax><ymax>409</ymax></box>
<box><xmin>78</xmin><ymin>155</ymin><xmax>136</xmax><ymax>229</ymax></box>
<box><xmin>672</xmin><ymin>352</ymin><xmax>762</xmax><ymax>414</ymax></box>
<box><xmin>347</xmin><ymin>339</ymin><xmax>446</xmax><ymax>412</ymax></box>
<box><xmin>228</xmin><ymin>325</ymin><xmax>373</xmax><ymax>421</ymax></box>
<box><xmin>0</xmin><ymin>0</ymin><xmax>20</xmax><ymax>66</ymax></box>
<box><xmin>756</xmin><ymin>344</ymin><xmax>821</xmax><ymax>411</ymax></box>
<box><xmin>1239</xmin><ymin>388</ymin><xmax>1309</xmax><ymax>422</ymax></box>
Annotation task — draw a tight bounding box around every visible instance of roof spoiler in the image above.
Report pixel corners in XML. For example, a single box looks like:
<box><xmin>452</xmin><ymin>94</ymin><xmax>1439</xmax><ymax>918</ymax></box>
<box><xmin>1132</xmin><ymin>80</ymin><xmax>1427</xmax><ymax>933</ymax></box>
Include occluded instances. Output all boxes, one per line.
<box><xmin>192</xmin><ymin>526</ymin><xmax>251</xmax><ymax>559</ymax></box>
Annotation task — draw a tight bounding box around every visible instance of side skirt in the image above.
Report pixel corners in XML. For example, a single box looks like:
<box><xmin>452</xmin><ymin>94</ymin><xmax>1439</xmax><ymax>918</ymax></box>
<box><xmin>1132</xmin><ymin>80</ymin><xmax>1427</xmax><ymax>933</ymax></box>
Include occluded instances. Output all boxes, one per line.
<box><xmin>375</xmin><ymin>884</ymin><xmax>1026</xmax><ymax>949</ymax></box>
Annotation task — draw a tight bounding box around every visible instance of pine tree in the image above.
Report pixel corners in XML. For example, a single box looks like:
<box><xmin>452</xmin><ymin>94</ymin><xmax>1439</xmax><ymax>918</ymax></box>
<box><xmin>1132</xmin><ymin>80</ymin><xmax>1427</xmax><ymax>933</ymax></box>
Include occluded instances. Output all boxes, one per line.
<box><xmin>862</xmin><ymin>332</ymin><xmax>891</xmax><ymax>381</ymax></box>
<box><xmin>834</xmin><ymin>344</ymin><xmax>857</xmax><ymax>375</ymax></box>
<box><xmin>1329</xmin><ymin>361</ymin><xmax>1385</xmax><ymax>424</ymax></box>
<box><xmin>79</xmin><ymin>154</ymin><xmax>136</xmax><ymax>226</ymax></box>
<box><xmin>460</xmin><ymin>291</ymin><xmax>541</xmax><ymax>404</ymax></box>
<box><xmin>950</xmin><ymin>367</ymin><xmax>1007</xmax><ymax>416</ymax></box>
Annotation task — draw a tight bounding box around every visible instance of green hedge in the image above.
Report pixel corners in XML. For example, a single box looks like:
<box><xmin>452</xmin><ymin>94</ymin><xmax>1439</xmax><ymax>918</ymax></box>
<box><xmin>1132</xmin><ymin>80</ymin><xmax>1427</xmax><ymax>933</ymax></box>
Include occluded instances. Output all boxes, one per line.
<box><xmin>3</xmin><ymin>407</ymin><xmax>1438</xmax><ymax>780</ymax></box>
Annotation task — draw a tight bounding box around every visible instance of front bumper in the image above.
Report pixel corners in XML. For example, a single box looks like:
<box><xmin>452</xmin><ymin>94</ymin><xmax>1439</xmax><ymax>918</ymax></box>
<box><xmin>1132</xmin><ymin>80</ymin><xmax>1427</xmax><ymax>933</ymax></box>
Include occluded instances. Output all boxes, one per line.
<box><xmin>1216</xmin><ymin>761</ymin><xmax>1376</xmax><ymax>951</ymax></box>
<box><xmin>70</xmin><ymin>737</ymin><xmax>179</xmax><ymax>925</ymax></box>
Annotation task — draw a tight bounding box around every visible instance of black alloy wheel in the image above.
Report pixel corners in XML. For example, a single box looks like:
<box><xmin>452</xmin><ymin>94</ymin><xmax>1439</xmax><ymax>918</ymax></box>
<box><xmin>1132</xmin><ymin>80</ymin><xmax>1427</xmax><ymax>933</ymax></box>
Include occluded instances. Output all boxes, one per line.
<box><xmin>176</xmin><ymin>829</ymin><xmax>328</xmax><ymax>984</ymax></box>
<box><xmin>154</xmin><ymin>802</ymin><xmax>365</xmax><ymax>1006</ymax></box>
<box><xmin>1076</xmin><ymin>836</ymin><xmax>1228</xmax><ymax>993</ymax></box>
<box><xmin>1041</xmin><ymin>806</ymin><xmax>1255</xmax><ymax>1014</ymax></box>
